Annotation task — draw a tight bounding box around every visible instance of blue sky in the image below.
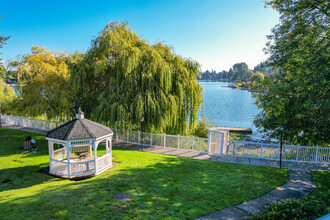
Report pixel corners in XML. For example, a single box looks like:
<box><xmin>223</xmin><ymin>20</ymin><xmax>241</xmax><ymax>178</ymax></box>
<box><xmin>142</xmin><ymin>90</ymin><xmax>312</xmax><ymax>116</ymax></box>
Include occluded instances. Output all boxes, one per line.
<box><xmin>0</xmin><ymin>0</ymin><xmax>279</xmax><ymax>71</ymax></box>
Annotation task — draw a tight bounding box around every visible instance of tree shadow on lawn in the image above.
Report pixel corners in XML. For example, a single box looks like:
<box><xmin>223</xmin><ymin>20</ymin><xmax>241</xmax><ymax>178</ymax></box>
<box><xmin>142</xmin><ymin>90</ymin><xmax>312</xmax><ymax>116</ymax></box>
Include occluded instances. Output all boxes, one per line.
<box><xmin>0</xmin><ymin>163</ymin><xmax>55</xmax><ymax>193</ymax></box>
<box><xmin>0</xmin><ymin>148</ymin><xmax>289</xmax><ymax>219</ymax></box>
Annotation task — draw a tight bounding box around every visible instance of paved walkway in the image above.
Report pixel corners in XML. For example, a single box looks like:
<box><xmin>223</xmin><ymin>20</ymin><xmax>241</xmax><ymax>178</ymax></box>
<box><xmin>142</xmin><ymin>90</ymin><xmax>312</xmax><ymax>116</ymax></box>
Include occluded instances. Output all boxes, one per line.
<box><xmin>1</xmin><ymin>124</ymin><xmax>48</xmax><ymax>135</ymax></box>
<box><xmin>2</xmin><ymin>124</ymin><xmax>328</xmax><ymax>219</ymax></box>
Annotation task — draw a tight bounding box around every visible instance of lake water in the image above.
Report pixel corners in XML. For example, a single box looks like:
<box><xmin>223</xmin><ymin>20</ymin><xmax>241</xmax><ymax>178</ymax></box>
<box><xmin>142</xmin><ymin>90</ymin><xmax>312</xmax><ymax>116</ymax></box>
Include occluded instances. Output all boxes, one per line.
<box><xmin>198</xmin><ymin>81</ymin><xmax>260</xmax><ymax>134</ymax></box>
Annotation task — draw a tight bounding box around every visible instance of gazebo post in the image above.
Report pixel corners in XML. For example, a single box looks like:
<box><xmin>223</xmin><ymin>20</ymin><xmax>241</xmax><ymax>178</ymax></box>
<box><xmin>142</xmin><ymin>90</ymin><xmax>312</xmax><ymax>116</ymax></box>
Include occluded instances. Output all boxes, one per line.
<box><xmin>109</xmin><ymin>138</ymin><xmax>112</xmax><ymax>158</ymax></box>
<box><xmin>109</xmin><ymin>138</ymin><xmax>112</xmax><ymax>166</ymax></box>
<box><xmin>93</xmin><ymin>141</ymin><xmax>98</xmax><ymax>174</ymax></box>
<box><xmin>106</xmin><ymin>139</ymin><xmax>109</xmax><ymax>154</ymax></box>
<box><xmin>48</xmin><ymin>141</ymin><xmax>53</xmax><ymax>173</ymax></box>
<box><xmin>89</xmin><ymin>143</ymin><xmax>92</xmax><ymax>157</ymax></box>
<box><xmin>67</xmin><ymin>142</ymin><xmax>71</xmax><ymax>178</ymax></box>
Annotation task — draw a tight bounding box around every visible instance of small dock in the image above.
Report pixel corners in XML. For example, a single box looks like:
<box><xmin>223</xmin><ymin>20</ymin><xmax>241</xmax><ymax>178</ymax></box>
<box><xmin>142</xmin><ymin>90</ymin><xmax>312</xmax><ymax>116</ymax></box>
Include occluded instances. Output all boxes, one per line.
<box><xmin>213</xmin><ymin>126</ymin><xmax>252</xmax><ymax>133</ymax></box>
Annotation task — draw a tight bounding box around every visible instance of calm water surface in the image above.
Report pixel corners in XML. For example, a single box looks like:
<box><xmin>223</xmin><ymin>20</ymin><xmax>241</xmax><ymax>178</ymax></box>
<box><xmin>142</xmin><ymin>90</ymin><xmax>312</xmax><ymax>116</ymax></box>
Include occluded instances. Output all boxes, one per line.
<box><xmin>198</xmin><ymin>81</ymin><xmax>260</xmax><ymax>133</ymax></box>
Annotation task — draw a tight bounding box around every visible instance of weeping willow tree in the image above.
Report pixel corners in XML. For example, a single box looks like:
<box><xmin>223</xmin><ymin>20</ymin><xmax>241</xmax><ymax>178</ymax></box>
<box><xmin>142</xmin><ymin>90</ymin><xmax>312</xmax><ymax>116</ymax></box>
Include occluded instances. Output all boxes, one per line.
<box><xmin>9</xmin><ymin>46</ymin><xmax>76</xmax><ymax>121</ymax></box>
<box><xmin>71</xmin><ymin>21</ymin><xmax>203</xmax><ymax>134</ymax></box>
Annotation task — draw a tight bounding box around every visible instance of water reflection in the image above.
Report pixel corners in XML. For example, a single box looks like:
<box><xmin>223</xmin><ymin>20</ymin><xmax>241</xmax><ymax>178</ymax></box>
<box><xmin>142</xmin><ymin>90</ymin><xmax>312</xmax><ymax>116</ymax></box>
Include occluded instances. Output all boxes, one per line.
<box><xmin>198</xmin><ymin>81</ymin><xmax>260</xmax><ymax>134</ymax></box>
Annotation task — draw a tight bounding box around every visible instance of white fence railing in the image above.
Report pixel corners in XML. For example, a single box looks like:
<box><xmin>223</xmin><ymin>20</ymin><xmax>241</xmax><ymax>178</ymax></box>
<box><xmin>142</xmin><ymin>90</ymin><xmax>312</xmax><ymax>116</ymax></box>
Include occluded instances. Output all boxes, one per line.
<box><xmin>1</xmin><ymin>114</ymin><xmax>329</xmax><ymax>164</ymax></box>
<box><xmin>227</xmin><ymin>140</ymin><xmax>330</xmax><ymax>164</ymax></box>
<box><xmin>114</xmin><ymin>129</ymin><xmax>208</xmax><ymax>153</ymax></box>
<box><xmin>0</xmin><ymin>114</ymin><xmax>64</xmax><ymax>131</ymax></box>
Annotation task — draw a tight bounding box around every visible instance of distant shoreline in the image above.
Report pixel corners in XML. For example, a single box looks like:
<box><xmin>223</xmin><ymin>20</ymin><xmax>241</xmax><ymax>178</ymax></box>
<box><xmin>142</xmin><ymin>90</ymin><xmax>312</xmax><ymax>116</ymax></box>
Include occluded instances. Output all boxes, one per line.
<box><xmin>198</xmin><ymin>80</ymin><xmax>252</xmax><ymax>92</ymax></box>
<box><xmin>197</xmin><ymin>80</ymin><xmax>232</xmax><ymax>82</ymax></box>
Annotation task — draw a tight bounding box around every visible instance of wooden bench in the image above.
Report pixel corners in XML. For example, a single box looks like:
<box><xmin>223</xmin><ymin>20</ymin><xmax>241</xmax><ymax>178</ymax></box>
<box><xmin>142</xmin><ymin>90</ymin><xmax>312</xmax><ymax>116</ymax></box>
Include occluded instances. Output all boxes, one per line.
<box><xmin>75</xmin><ymin>151</ymin><xmax>89</xmax><ymax>160</ymax></box>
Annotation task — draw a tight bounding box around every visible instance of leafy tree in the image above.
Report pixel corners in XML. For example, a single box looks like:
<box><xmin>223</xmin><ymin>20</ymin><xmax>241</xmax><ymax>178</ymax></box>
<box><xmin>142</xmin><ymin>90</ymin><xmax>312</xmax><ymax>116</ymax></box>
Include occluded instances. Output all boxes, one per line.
<box><xmin>71</xmin><ymin>21</ymin><xmax>203</xmax><ymax>134</ymax></box>
<box><xmin>250</xmin><ymin>71</ymin><xmax>264</xmax><ymax>83</ymax></box>
<box><xmin>253</xmin><ymin>60</ymin><xmax>274</xmax><ymax>77</ymax></box>
<box><xmin>253</xmin><ymin>0</ymin><xmax>330</xmax><ymax>146</ymax></box>
<box><xmin>0</xmin><ymin>79</ymin><xmax>15</xmax><ymax>113</ymax></box>
<box><xmin>231</xmin><ymin>62</ymin><xmax>253</xmax><ymax>82</ymax></box>
<box><xmin>9</xmin><ymin>46</ymin><xmax>74</xmax><ymax>121</ymax></box>
<box><xmin>0</xmin><ymin>65</ymin><xmax>6</xmax><ymax>79</ymax></box>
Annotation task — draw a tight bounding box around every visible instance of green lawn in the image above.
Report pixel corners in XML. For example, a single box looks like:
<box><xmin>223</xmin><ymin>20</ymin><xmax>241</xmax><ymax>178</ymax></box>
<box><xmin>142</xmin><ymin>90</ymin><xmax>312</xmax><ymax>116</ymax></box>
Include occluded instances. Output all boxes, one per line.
<box><xmin>0</xmin><ymin>127</ymin><xmax>288</xmax><ymax>219</ymax></box>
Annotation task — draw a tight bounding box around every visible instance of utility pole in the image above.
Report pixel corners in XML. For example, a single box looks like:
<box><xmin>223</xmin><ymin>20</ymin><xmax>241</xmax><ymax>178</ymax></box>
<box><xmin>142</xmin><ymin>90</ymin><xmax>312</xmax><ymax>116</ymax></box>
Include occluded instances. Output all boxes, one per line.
<box><xmin>141</xmin><ymin>116</ymin><xmax>144</xmax><ymax>151</ymax></box>
<box><xmin>280</xmin><ymin>130</ymin><xmax>283</xmax><ymax>168</ymax></box>
<box><xmin>278</xmin><ymin>125</ymin><xmax>284</xmax><ymax>168</ymax></box>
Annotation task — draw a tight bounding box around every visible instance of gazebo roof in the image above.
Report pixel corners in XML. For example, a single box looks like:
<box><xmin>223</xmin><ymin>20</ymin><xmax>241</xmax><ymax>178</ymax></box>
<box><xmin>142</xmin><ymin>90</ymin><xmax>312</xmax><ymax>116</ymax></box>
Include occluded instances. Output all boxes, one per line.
<box><xmin>46</xmin><ymin>109</ymin><xmax>113</xmax><ymax>141</ymax></box>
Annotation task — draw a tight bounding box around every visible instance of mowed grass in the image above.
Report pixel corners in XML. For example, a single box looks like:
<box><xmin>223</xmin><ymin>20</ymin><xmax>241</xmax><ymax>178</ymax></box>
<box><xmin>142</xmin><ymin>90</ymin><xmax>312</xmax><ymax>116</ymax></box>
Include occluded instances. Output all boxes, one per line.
<box><xmin>0</xmin><ymin>127</ymin><xmax>288</xmax><ymax>219</ymax></box>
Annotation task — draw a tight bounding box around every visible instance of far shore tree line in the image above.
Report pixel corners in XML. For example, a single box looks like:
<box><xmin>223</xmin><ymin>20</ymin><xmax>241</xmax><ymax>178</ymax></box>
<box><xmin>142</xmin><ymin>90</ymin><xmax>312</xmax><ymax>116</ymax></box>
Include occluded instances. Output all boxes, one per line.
<box><xmin>0</xmin><ymin>0</ymin><xmax>329</xmax><ymax>146</ymax></box>
<box><xmin>199</xmin><ymin>61</ymin><xmax>274</xmax><ymax>89</ymax></box>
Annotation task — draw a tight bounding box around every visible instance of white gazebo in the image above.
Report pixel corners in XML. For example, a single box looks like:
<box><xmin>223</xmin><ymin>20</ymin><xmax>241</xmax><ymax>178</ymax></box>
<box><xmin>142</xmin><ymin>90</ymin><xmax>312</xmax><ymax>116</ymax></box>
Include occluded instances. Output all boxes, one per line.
<box><xmin>46</xmin><ymin>109</ymin><xmax>113</xmax><ymax>178</ymax></box>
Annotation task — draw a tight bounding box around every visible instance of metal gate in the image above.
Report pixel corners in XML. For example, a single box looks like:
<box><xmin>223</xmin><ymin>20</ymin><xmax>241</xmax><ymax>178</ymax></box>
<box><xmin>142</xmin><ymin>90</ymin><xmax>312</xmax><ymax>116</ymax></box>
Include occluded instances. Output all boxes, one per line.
<box><xmin>207</xmin><ymin>129</ymin><xmax>229</xmax><ymax>156</ymax></box>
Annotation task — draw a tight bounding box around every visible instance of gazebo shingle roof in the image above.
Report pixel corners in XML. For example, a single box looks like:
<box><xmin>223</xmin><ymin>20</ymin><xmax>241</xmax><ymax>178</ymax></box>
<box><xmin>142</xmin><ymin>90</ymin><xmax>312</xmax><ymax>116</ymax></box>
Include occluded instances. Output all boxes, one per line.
<box><xmin>46</xmin><ymin>118</ymin><xmax>113</xmax><ymax>141</ymax></box>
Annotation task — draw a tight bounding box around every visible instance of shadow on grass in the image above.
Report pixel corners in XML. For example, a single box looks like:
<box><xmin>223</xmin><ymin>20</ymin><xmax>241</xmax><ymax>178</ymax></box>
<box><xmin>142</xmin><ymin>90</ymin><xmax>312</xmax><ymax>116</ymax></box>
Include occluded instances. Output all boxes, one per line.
<box><xmin>0</xmin><ymin>163</ymin><xmax>55</xmax><ymax>193</ymax></box>
<box><xmin>0</xmin><ymin>147</ymin><xmax>289</xmax><ymax>219</ymax></box>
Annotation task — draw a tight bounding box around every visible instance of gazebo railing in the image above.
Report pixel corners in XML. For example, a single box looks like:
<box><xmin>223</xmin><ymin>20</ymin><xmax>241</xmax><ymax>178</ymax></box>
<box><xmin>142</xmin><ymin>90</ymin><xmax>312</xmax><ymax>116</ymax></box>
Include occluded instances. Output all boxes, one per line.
<box><xmin>96</xmin><ymin>154</ymin><xmax>112</xmax><ymax>174</ymax></box>
<box><xmin>51</xmin><ymin>154</ymin><xmax>110</xmax><ymax>177</ymax></box>
<box><xmin>51</xmin><ymin>159</ymin><xmax>68</xmax><ymax>176</ymax></box>
<box><xmin>70</xmin><ymin>160</ymin><xmax>95</xmax><ymax>175</ymax></box>
<box><xmin>53</xmin><ymin>148</ymin><xmax>66</xmax><ymax>160</ymax></box>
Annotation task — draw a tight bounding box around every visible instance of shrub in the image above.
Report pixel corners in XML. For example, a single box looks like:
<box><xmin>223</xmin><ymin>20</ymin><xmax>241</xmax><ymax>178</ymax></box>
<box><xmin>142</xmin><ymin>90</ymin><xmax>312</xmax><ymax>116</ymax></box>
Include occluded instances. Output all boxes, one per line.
<box><xmin>253</xmin><ymin>171</ymin><xmax>330</xmax><ymax>220</ymax></box>
<box><xmin>253</xmin><ymin>194</ymin><xmax>329</xmax><ymax>220</ymax></box>
<box><xmin>193</xmin><ymin>117</ymin><xmax>214</xmax><ymax>138</ymax></box>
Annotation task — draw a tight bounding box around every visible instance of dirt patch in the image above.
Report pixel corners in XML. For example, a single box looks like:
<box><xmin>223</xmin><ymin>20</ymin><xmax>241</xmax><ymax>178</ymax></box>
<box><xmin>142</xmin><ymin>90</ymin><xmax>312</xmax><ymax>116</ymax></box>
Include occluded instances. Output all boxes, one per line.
<box><xmin>113</xmin><ymin>193</ymin><xmax>131</xmax><ymax>201</ymax></box>
<box><xmin>38</xmin><ymin>166</ymin><xmax>50</xmax><ymax>174</ymax></box>
<box><xmin>2</xmin><ymin>179</ymin><xmax>12</xmax><ymax>183</ymax></box>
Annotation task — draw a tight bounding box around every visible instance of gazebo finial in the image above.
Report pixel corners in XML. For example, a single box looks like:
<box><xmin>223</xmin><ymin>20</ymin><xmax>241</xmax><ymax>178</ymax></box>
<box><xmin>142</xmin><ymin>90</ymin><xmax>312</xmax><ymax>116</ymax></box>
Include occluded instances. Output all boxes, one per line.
<box><xmin>76</xmin><ymin>107</ymin><xmax>84</xmax><ymax>119</ymax></box>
